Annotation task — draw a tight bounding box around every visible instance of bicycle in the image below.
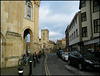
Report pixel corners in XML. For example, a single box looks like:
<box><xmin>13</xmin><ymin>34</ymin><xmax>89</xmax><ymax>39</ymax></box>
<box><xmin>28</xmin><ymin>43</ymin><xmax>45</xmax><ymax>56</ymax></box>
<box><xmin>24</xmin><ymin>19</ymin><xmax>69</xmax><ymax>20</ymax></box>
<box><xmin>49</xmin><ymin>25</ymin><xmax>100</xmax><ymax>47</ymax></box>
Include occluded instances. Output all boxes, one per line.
<box><xmin>18</xmin><ymin>56</ymin><xmax>30</xmax><ymax>66</ymax></box>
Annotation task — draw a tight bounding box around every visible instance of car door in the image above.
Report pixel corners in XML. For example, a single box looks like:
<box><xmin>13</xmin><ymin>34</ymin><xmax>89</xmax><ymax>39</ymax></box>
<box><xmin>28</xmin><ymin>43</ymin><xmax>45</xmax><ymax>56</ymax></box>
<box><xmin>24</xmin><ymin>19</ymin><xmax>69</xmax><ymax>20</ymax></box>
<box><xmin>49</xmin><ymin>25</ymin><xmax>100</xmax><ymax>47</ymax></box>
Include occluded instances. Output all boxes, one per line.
<box><xmin>74</xmin><ymin>51</ymin><xmax>82</xmax><ymax>66</ymax></box>
<box><xmin>70</xmin><ymin>51</ymin><xmax>76</xmax><ymax>65</ymax></box>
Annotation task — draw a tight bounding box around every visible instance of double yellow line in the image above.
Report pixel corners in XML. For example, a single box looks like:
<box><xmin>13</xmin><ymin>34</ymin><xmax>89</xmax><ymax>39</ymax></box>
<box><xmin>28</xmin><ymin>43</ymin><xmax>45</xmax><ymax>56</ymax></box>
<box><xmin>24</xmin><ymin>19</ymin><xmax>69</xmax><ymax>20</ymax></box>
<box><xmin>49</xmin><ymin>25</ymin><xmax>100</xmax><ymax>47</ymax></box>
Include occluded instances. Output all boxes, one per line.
<box><xmin>44</xmin><ymin>54</ymin><xmax>50</xmax><ymax>75</ymax></box>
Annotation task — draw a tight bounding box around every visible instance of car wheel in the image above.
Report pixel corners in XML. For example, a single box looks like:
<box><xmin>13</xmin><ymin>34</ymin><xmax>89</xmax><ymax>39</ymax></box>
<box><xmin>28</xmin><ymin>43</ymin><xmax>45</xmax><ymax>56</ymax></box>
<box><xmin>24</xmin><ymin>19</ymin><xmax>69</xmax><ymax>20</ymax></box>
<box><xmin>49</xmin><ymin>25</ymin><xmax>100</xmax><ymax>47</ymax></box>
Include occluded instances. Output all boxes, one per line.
<box><xmin>68</xmin><ymin>59</ymin><xmax>71</xmax><ymax>65</ymax></box>
<box><xmin>78</xmin><ymin>63</ymin><xmax>83</xmax><ymax>70</ymax></box>
<box><xmin>63</xmin><ymin>57</ymin><xmax>65</xmax><ymax>61</ymax></box>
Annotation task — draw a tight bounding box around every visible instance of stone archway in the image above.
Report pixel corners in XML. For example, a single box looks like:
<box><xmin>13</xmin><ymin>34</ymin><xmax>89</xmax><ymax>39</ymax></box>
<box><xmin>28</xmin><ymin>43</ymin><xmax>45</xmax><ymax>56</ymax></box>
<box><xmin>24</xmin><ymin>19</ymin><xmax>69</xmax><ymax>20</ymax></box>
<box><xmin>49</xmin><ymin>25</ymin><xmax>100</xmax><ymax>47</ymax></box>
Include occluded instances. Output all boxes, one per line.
<box><xmin>23</xmin><ymin>29</ymin><xmax>33</xmax><ymax>54</ymax></box>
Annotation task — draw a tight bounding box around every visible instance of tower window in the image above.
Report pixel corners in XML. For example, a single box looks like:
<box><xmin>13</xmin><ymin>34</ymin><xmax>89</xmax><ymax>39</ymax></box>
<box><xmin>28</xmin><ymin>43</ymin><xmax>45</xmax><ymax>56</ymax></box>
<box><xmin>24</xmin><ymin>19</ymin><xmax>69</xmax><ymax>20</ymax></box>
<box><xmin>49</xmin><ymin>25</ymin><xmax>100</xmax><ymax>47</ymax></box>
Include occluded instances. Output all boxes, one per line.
<box><xmin>25</xmin><ymin>1</ymin><xmax>33</xmax><ymax>21</ymax></box>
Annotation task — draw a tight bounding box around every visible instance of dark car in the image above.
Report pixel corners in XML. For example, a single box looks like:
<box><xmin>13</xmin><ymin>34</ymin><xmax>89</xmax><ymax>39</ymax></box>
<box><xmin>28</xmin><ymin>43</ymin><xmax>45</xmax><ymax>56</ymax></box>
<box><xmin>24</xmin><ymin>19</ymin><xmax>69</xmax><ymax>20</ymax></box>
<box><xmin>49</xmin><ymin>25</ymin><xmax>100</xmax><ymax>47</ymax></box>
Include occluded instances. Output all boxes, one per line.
<box><xmin>68</xmin><ymin>51</ymin><xmax>100</xmax><ymax>70</ymax></box>
<box><xmin>58</xmin><ymin>50</ymin><xmax>65</xmax><ymax>58</ymax></box>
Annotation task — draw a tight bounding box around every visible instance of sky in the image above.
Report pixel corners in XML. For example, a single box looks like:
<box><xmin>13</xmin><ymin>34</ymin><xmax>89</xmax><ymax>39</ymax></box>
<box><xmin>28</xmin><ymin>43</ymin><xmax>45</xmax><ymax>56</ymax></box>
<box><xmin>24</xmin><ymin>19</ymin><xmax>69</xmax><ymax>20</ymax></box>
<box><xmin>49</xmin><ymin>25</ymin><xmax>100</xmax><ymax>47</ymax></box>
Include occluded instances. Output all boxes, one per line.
<box><xmin>27</xmin><ymin>1</ymin><xmax>80</xmax><ymax>43</ymax></box>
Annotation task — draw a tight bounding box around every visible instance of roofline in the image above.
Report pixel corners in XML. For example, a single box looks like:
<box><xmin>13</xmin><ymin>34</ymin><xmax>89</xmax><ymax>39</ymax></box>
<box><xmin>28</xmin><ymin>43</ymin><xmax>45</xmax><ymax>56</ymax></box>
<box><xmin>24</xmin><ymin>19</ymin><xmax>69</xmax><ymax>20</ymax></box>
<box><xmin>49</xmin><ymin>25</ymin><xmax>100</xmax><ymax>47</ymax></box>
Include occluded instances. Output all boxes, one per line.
<box><xmin>69</xmin><ymin>11</ymin><xmax>81</xmax><ymax>29</ymax></box>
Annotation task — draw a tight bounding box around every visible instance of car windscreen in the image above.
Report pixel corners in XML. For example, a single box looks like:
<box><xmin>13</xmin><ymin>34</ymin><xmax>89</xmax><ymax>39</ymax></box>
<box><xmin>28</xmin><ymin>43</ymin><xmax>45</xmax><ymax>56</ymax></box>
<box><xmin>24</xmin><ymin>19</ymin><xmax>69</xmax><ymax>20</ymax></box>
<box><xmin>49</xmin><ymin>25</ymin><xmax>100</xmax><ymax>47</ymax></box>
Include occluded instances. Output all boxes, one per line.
<box><xmin>65</xmin><ymin>52</ymin><xmax>68</xmax><ymax>55</ymax></box>
<box><xmin>82</xmin><ymin>52</ymin><xmax>94</xmax><ymax>57</ymax></box>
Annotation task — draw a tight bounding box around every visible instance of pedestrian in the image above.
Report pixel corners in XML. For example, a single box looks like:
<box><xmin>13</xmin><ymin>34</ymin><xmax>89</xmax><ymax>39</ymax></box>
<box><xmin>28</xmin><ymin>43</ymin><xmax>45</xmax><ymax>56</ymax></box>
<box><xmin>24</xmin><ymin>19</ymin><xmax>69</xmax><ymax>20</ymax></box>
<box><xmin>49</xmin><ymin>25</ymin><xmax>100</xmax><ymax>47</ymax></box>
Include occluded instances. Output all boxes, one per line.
<box><xmin>43</xmin><ymin>51</ymin><xmax>44</xmax><ymax>57</ymax></box>
<box><xmin>39</xmin><ymin>51</ymin><xmax>41</xmax><ymax>58</ymax></box>
<box><xmin>33</xmin><ymin>53</ymin><xmax>36</xmax><ymax>67</ymax></box>
<box><xmin>36</xmin><ymin>52</ymin><xmax>39</xmax><ymax>63</ymax></box>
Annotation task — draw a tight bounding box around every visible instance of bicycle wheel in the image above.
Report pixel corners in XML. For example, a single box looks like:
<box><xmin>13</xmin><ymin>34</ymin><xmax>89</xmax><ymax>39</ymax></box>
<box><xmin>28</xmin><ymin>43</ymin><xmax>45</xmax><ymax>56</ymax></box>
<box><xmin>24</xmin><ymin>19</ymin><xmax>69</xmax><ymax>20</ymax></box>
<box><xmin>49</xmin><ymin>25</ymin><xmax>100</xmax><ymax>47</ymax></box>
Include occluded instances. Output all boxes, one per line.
<box><xmin>18</xmin><ymin>59</ymin><xmax>22</xmax><ymax>66</ymax></box>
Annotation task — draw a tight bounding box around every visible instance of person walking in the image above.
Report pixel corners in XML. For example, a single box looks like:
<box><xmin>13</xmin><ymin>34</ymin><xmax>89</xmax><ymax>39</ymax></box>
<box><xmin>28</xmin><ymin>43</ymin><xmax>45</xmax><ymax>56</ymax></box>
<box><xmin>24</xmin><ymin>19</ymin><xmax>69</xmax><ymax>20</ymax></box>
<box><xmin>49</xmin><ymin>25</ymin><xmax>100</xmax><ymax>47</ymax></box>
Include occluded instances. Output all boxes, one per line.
<box><xmin>33</xmin><ymin>53</ymin><xmax>36</xmax><ymax>67</ymax></box>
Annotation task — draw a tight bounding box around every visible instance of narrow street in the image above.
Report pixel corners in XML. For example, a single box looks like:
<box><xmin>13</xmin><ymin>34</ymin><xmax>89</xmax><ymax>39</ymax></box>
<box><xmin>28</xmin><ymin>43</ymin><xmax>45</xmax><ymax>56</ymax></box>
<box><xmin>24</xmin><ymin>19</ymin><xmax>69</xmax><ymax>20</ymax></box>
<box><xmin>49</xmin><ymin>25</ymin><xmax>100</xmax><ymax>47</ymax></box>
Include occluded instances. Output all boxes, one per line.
<box><xmin>45</xmin><ymin>53</ymin><xmax>100</xmax><ymax>75</ymax></box>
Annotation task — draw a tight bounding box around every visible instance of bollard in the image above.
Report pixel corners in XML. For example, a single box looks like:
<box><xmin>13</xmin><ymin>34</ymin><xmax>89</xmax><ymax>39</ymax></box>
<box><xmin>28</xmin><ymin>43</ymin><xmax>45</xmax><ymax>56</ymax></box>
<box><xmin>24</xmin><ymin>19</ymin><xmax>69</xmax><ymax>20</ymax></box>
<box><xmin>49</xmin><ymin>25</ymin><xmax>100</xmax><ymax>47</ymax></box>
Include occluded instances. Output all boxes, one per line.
<box><xmin>29</xmin><ymin>60</ymin><xmax>32</xmax><ymax>76</ymax></box>
<box><xmin>18</xmin><ymin>67</ymin><xmax>23</xmax><ymax>76</ymax></box>
<box><xmin>34</xmin><ymin>57</ymin><xmax>36</xmax><ymax>67</ymax></box>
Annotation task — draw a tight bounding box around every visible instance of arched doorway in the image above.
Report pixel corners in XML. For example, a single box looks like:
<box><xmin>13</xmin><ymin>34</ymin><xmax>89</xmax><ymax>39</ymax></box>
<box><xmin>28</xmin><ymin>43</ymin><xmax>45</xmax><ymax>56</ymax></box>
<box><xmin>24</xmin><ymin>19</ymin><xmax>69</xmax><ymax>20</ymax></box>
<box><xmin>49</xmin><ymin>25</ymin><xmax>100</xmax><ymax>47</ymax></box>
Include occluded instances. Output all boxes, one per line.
<box><xmin>23</xmin><ymin>29</ymin><xmax>33</xmax><ymax>55</ymax></box>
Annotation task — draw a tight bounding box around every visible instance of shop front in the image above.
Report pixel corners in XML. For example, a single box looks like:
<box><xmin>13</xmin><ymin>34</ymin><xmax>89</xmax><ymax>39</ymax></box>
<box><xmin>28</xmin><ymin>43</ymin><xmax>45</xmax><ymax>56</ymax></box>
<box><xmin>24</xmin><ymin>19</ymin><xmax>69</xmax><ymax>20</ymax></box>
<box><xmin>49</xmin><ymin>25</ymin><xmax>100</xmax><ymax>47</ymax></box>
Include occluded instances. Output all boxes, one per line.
<box><xmin>83</xmin><ymin>38</ymin><xmax>100</xmax><ymax>57</ymax></box>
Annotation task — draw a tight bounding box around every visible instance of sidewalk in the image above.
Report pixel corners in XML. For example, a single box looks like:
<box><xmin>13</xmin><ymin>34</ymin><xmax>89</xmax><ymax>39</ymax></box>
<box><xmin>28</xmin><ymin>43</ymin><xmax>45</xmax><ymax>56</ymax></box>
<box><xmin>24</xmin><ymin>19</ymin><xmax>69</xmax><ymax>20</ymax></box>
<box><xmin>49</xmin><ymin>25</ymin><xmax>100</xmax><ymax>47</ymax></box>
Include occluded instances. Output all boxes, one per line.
<box><xmin>1</xmin><ymin>57</ymin><xmax>45</xmax><ymax>76</ymax></box>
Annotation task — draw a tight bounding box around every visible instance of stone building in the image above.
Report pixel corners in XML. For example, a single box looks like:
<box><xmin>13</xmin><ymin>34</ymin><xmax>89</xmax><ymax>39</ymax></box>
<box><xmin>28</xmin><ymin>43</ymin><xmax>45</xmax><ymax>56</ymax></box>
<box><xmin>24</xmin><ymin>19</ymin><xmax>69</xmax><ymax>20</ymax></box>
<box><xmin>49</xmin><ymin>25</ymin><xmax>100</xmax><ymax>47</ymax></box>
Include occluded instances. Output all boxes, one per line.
<box><xmin>39</xmin><ymin>29</ymin><xmax>49</xmax><ymax>53</ymax></box>
<box><xmin>56</xmin><ymin>40</ymin><xmax>62</xmax><ymax>50</ymax></box>
<box><xmin>39</xmin><ymin>29</ymin><xmax>57</xmax><ymax>53</ymax></box>
<box><xmin>65</xmin><ymin>25</ymin><xmax>69</xmax><ymax>52</ymax></box>
<box><xmin>48</xmin><ymin>40</ymin><xmax>56</xmax><ymax>53</ymax></box>
<box><xmin>1</xmin><ymin>1</ymin><xmax>40</xmax><ymax>68</ymax></box>
<box><xmin>62</xmin><ymin>38</ymin><xmax>66</xmax><ymax>50</ymax></box>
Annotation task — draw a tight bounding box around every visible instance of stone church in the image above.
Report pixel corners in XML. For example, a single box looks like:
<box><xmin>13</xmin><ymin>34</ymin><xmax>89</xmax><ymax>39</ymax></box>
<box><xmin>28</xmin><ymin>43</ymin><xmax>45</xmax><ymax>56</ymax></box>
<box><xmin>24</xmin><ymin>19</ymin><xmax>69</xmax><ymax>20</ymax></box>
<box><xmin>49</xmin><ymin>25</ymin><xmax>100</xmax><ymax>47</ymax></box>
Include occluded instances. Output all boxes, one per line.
<box><xmin>1</xmin><ymin>0</ymin><xmax>40</xmax><ymax>68</ymax></box>
<box><xmin>39</xmin><ymin>29</ymin><xmax>49</xmax><ymax>52</ymax></box>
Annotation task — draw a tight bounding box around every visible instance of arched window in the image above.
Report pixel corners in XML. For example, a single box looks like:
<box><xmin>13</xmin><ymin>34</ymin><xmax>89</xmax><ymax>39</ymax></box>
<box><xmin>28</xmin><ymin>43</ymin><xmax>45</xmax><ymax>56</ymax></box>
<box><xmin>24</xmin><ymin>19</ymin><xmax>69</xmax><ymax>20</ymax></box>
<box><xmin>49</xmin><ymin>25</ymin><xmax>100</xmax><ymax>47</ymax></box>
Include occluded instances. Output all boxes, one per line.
<box><xmin>25</xmin><ymin>0</ymin><xmax>33</xmax><ymax>20</ymax></box>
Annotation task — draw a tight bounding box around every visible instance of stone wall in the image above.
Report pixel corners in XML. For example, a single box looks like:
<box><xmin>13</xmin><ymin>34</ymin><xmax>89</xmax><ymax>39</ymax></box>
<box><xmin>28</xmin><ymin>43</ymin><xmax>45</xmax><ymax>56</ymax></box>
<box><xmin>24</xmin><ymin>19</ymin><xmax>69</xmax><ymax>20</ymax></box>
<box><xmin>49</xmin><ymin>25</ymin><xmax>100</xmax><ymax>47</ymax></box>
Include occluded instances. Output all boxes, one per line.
<box><xmin>5</xmin><ymin>31</ymin><xmax>23</xmax><ymax>67</ymax></box>
<box><xmin>1</xmin><ymin>1</ymin><xmax>40</xmax><ymax>68</ymax></box>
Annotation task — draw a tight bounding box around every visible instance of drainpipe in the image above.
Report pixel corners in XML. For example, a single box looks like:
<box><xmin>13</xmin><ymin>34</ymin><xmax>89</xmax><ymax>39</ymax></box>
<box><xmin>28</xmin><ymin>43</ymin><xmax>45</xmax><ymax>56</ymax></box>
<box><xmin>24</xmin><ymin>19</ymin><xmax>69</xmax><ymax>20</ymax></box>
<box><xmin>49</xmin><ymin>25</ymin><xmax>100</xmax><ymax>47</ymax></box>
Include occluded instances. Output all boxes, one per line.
<box><xmin>90</xmin><ymin>0</ymin><xmax>93</xmax><ymax>39</ymax></box>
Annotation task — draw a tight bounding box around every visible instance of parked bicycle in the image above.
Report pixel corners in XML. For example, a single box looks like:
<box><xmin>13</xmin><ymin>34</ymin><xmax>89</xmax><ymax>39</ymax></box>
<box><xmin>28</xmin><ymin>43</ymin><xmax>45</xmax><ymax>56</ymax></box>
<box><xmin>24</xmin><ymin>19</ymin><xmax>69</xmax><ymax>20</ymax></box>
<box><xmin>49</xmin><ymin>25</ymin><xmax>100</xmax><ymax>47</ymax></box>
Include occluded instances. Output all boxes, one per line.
<box><xmin>18</xmin><ymin>54</ymin><xmax>30</xmax><ymax>66</ymax></box>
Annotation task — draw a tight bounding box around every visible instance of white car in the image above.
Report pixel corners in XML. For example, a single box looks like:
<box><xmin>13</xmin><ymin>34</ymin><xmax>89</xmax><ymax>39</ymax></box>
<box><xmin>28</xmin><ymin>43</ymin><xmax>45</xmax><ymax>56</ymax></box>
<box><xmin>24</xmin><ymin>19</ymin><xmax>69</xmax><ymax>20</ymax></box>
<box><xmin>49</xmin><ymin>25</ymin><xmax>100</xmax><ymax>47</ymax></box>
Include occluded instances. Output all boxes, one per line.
<box><xmin>62</xmin><ymin>52</ymin><xmax>69</xmax><ymax>61</ymax></box>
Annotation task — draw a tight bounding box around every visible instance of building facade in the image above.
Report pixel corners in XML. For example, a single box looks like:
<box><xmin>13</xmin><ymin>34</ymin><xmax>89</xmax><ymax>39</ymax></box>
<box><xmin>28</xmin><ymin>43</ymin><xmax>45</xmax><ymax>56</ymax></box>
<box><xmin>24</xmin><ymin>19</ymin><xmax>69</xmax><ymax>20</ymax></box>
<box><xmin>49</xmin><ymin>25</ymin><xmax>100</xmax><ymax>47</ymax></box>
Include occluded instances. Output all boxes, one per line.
<box><xmin>79</xmin><ymin>0</ymin><xmax>100</xmax><ymax>53</ymax></box>
<box><xmin>39</xmin><ymin>29</ymin><xmax>49</xmax><ymax>53</ymax></box>
<box><xmin>56</xmin><ymin>40</ymin><xmax>62</xmax><ymax>50</ymax></box>
<box><xmin>65</xmin><ymin>25</ymin><xmax>69</xmax><ymax>52</ymax></box>
<box><xmin>1</xmin><ymin>1</ymin><xmax>40</xmax><ymax>68</ymax></box>
<box><xmin>69</xmin><ymin>11</ymin><xmax>82</xmax><ymax>51</ymax></box>
<box><xmin>62</xmin><ymin>38</ymin><xmax>66</xmax><ymax>50</ymax></box>
<box><xmin>48</xmin><ymin>40</ymin><xmax>56</xmax><ymax>53</ymax></box>
<box><xmin>39</xmin><ymin>29</ymin><xmax>57</xmax><ymax>53</ymax></box>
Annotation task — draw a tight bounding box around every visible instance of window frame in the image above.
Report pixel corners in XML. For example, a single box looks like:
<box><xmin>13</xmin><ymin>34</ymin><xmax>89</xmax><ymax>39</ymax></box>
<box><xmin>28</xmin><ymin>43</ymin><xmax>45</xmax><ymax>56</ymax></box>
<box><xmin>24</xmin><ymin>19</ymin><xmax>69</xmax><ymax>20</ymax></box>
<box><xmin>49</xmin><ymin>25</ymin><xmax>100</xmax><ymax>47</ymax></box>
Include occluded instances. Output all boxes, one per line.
<box><xmin>27</xmin><ymin>4</ymin><xmax>31</xmax><ymax>20</ymax></box>
<box><xmin>76</xmin><ymin>29</ymin><xmax>78</xmax><ymax>37</ymax></box>
<box><xmin>81</xmin><ymin>12</ymin><xmax>87</xmax><ymax>22</ymax></box>
<box><xmin>82</xmin><ymin>27</ymin><xmax>87</xmax><ymax>37</ymax></box>
<box><xmin>93</xmin><ymin>1</ymin><xmax>100</xmax><ymax>12</ymax></box>
<box><xmin>25</xmin><ymin>1</ymin><xmax>33</xmax><ymax>21</ymax></box>
<box><xmin>81</xmin><ymin>0</ymin><xmax>86</xmax><ymax>8</ymax></box>
<box><xmin>94</xmin><ymin>18</ymin><xmax>100</xmax><ymax>33</ymax></box>
<box><xmin>74</xmin><ymin>31</ymin><xmax>75</xmax><ymax>39</ymax></box>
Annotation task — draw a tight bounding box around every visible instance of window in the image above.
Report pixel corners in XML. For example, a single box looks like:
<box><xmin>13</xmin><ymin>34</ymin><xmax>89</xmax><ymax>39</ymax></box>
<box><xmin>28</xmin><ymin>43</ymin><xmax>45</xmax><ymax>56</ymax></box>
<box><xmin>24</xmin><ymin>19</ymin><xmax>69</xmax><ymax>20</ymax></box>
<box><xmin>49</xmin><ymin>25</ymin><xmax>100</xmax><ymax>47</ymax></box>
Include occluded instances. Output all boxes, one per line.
<box><xmin>93</xmin><ymin>1</ymin><xmax>100</xmax><ymax>12</ymax></box>
<box><xmin>81</xmin><ymin>12</ymin><xmax>86</xmax><ymax>22</ymax></box>
<box><xmin>69</xmin><ymin>36</ymin><xmax>70</xmax><ymax>41</ymax></box>
<box><xmin>27</xmin><ymin>4</ymin><xmax>31</xmax><ymax>19</ymax></box>
<box><xmin>74</xmin><ymin>31</ymin><xmax>75</xmax><ymax>39</ymax></box>
<box><xmin>82</xmin><ymin>27</ymin><xmax>87</xmax><ymax>37</ymax></box>
<box><xmin>25</xmin><ymin>1</ymin><xmax>33</xmax><ymax>20</ymax></box>
<box><xmin>75</xmin><ymin>18</ymin><xmax>77</xmax><ymax>24</ymax></box>
<box><xmin>43</xmin><ymin>33</ymin><xmax>45</xmax><ymax>36</ymax></box>
<box><xmin>43</xmin><ymin>38</ymin><xmax>45</xmax><ymax>40</ymax></box>
<box><xmin>94</xmin><ymin>19</ymin><xmax>100</xmax><ymax>33</ymax></box>
<box><xmin>43</xmin><ymin>44</ymin><xmax>45</xmax><ymax>48</ymax></box>
<box><xmin>71</xmin><ymin>35</ymin><xmax>72</xmax><ymax>41</ymax></box>
<box><xmin>81</xmin><ymin>0</ymin><xmax>86</xmax><ymax>8</ymax></box>
<box><xmin>76</xmin><ymin>29</ymin><xmax>78</xmax><ymax>37</ymax></box>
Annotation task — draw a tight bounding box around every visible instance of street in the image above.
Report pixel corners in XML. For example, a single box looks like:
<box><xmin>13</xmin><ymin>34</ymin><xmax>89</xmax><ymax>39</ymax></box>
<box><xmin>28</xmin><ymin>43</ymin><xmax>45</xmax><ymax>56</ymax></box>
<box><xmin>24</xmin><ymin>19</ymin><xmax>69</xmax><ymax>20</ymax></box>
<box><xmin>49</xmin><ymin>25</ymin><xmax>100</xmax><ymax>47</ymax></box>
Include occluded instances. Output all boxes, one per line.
<box><xmin>1</xmin><ymin>53</ymin><xmax>100</xmax><ymax>75</ymax></box>
<box><xmin>45</xmin><ymin>53</ymin><xmax>100</xmax><ymax>75</ymax></box>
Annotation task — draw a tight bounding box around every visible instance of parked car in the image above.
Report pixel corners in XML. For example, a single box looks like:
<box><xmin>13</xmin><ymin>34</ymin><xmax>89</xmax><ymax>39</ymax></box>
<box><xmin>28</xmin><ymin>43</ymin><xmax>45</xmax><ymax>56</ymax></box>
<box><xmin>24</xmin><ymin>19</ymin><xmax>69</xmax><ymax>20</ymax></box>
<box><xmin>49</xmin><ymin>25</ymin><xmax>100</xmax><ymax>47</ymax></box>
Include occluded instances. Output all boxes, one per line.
<box><xmin>62</xmin><ymin>52</ymin><xmax>69</xmax><ymax>61</ymax></box>
<box><xmin>56</xmin><ymin>50</ymin><xmax>59</xmax><ymax>55</ymax></box>
<box><xmin>68</xmin><ymin>51</ymin><xmax>100</xmax><ymax>70</ymax></box>
<box><xmin>58</xmin><ymin>50</ymin><xmax>65</xmax><ymax>58</ymax></box>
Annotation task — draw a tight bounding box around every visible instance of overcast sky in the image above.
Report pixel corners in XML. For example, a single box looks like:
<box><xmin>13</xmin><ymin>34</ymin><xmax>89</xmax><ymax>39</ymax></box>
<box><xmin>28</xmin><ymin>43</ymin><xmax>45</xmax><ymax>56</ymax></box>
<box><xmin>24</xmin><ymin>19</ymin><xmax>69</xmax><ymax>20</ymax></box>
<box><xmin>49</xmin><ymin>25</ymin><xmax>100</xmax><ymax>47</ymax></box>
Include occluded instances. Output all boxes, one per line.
<box><xmin>27</xmin><ymin>1</ymin><xmax>80</xmax><ymax>43</ymax></box>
